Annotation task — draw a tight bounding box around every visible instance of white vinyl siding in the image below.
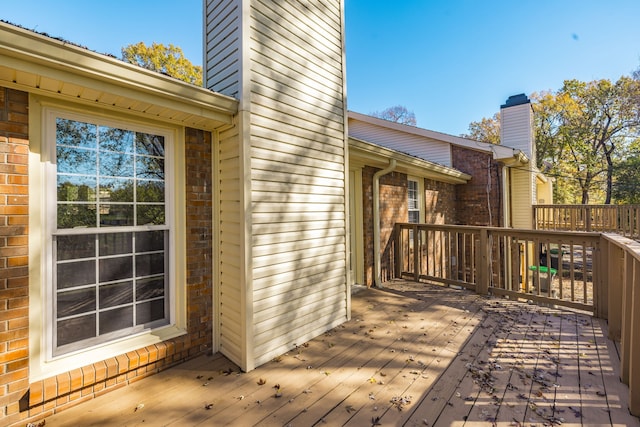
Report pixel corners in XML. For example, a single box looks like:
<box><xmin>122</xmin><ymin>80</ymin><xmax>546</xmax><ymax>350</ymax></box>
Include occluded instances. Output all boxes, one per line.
<box><xmin>348</xmin><ymin>119</ymin><xmax>452</xmax><ymax>167</ymax></box>
<box><xmin>510</xmin><ymin>168</ymin><xmax>534</xmax><ymax>229</ymax></box>
<box><xmin>206</xmin><ymin>0</ymin><xmax>348</xmax><ymax>371</ymax></box>
<box><xmin>205</xmin><ymin>0</ymin><xmax>241</xmax><ymax>98</ymax></box>
<box><xmin>247</xmin><ymin>0</ymin><xmax>348</xmax><ymax>367</ymax></box>
<box><xmin>216</xmin><ymin>123</ymin><xmax>244</xmax><ymax>365</ymax></box>
<box><xmin>500</xmin><ymin>103</ymin><xmax>534</xmax><ymax>159</ymax></box>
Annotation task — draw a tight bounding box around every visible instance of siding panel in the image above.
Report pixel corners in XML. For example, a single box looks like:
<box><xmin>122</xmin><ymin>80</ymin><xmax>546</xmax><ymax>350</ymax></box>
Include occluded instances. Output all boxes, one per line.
<box><xmin>349</xmin><ymin>119</ymin><xmax>452</xmax><ymax>167</ymax></box>
<box><xmin>248</xmin><ymin>0</ymin><xmax>348</xmax><ymax>366</ymax></box>
<box><xmin>205</xmin><ymin>0</ymin><xmax>241</xmax><ymax>97</ymax></box>
<box><xmin>217</xmin><ymin>123</ymin><xmax>244</xmax><ymax>366</ymax></box>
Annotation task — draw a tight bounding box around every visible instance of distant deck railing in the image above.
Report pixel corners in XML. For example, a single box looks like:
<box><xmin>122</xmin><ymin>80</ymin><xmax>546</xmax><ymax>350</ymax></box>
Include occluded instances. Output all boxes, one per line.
<box><xmin>534</xmin><ymin>204</ymin><xmax>640</xmax><ymax>240</ymax></box>
<box><xmin>392</xmin><ymin>222</ymin><xmax>640</xmax><ymax>416</ymax></box>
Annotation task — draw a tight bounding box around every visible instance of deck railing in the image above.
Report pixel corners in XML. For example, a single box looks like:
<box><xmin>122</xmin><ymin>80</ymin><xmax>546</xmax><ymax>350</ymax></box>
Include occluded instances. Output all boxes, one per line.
<box><xmin>534</xmin><ymin>204</ymin><xmax>640</xmax><ymax>240</ymax></box>
<box><xmin>392</xmin><ymin>222</ymin><xmax>640</xmax><ymax>415</ymax></box>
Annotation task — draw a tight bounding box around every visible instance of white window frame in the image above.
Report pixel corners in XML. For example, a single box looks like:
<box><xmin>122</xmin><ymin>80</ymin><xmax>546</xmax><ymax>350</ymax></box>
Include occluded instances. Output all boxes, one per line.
<box><xmin>29</xmin><ymin>102</ymin><xmax>187</xmax><ymax>381</ymax></box>
<box><xmin>407</xmin><ymin>177</ymin><xmax>423</xmax><ymax>223</ymax></box>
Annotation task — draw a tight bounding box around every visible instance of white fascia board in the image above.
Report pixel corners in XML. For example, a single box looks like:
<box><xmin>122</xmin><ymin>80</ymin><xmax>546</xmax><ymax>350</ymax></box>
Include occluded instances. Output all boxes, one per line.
<box><xmin>348</xmin><ymin>110</ymin><xmax>528</xmax><ymax>162</ymax></box>
<box><xmin>0</xmin><ymin>22</ymin><xmax>238</xmax><ymax>122</ymax></box>
<box><xmin>349</xmin><ymin>137</ymin><xmax>470</xmax><ymax>184</ymax></box>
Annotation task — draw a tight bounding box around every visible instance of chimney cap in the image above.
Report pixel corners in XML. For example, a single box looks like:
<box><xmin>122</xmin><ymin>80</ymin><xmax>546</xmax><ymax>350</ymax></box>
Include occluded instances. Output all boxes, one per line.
<box><xmin>501</xmin><ymin>93</ymin><xmax>530</xmax><ymax>108</ymax></box>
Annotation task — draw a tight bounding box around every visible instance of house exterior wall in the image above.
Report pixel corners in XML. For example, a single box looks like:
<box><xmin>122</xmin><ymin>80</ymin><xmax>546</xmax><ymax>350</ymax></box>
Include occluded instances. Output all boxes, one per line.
<box><xmin>360</xmin><ymin>166</ymin><xmax>457</xmax><ymax>287</ymax></box>
<box><xmin>205</xmin><ymin>0</ymin><xmax>241</xmax><ymax>98</ymax></box>
<box><xmin>0</xmin><ymin>88</ymin><xmax>30</xmax><ymax>426</ymax></box>
<box><xmin>0</xmin><ymin>87</ymin><xmax>218</xmax><ymax>426</ymax></box>
<box><xmin>424</xmin><ymin>178</ymin><xmax>456</xmax><ymax>224</ymax></box>
<box><xmin>511</xmin><ymin>167</ymin><xmax>535</xmax><ymax>228</ymax></box>
<box><xmin>205</xmin><ymin>0</ymin><xmax>349</xmax><ymax>371</ymax></box>
<box><xmin>216</xmin><ymin>119</ymin><xmax>244</xmax><ymax>367</ymax></box>
<box><xmin>452</xmin><ymin>146</ymin><xmax>503</xmax><ymax>226</ymax></box>
<box><xmin>349</xmin><ymin>120</ymin><xmax>452</xmax><ymax>167</ymax></box>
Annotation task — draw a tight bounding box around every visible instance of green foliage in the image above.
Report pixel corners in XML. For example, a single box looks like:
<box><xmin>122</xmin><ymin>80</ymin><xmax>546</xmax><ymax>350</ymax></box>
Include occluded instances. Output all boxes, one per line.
<box><xmin>613</xmin><ymin>139</ymin><xmax>640</xmax><ymax>203</ymax></box>
<box><xmin>535</xmin><ymin>77</ymin><xmax>640</xmax><ymax>204</ymax></box>
<box><xmin>121</xmin><ymin>42</ymin><xmax>202</xmax><ymax>86</ymax></box>
<box><xmin>467</xmin><ymin>69</ymin><xmax>640</xmax><ymax>204</ymax></box>
<box><xmin>463</xmin><ymin>113</ymin><xmax>500</xmax><ymax>144</ymax></box>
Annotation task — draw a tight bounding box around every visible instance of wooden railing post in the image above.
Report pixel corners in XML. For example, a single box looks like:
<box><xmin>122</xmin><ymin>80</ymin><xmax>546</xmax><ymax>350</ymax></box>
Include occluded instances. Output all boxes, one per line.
<box><xmin>413</xmin><ymin>224</ymin><xmax>419</xmax><ymax>282</ymax></box>
<box><xmin>629</xmin><ymin>259</ymin><xmax>640</xmax><ymax>416</ymax></box>
<box><xmin>621</xmin><ymin>249</ymin><xmax>633</xmax><ymax>384</ymax></box>
<box><xmin>476</xmin><ymin>228</ymin><xmax>489</xmax><ymax>294</ymax></box>
<box><xmin>604</xmin><ymin>239</ymin><xmax>622</xmax><ymax>338</ymax></box>
<box><xmin>394</xmin><ymin>224</ymin><xmax>402</xmax><ymax>279</ymax></box>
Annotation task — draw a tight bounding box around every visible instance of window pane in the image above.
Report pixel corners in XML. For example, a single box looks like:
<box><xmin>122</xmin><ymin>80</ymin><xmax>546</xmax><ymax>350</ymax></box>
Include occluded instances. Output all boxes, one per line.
<box><xmin>99</xmin><ymin>152</ymin><xmax>134</xmax><ymax>178</ymax></box>
<box><xmin>57</xmin><ymin>314</ymin><xmax>96</xmax><ymax>346</ymax></box>
<box><xmin>57</xmin><ymin>175</ymin><xmax>97</xmax><ymax>202</ymax></box>
<box><xmin>99</xmin><ymin>232</ymin><xmax>133</xmax><ymax>256</ymax></box>
<box><xmin>99</xmin><ymin>281</ymin><xmax>133</xmax><ymax>308</ymax></box>
<box><xmin>137</xmin><ymin>180</ymin><xmax>164</xmax><ymax>203</ymax></box>
<box><xmin>137</xmin><ymin>204</ymin><xmax>165</xmax><ymax>225</ymax></box>
<box><xmin>99</xmin><ymin>204</ymin><xmax>134</xmax><ymax>227</ymax></box>
<box><xmin>136</xmin><ymin>231</ymin><xmax>165</xmax><ymax>253</ymax></box>
<box><xmin>99</xmin><ymin>256</ymin><xmax>132</xmax><ymax>283</ymax></box>
<box><xmin>56</xmin><ymin>118</ymin><xmax>96</xmax><ymax>149</ymax></box>
<box><xmin>53</xmin><ymin>117</ymin><xmax>170</xmax><ymax>354</ymax></box>
<box><xmin>136</xmin><ymin>133</ymin><xmax>164</xmax><ymax>157</ymax></box>
<box><xmin>100</xmin><ymin>306</ymin><xmax>133</xmax><ymax>335</ymax></box>
<box><xmin>57</xmin><ymin>234</ymin><xmax>95</xmax><ymax>261</ymax></box>
<box><xmin>136</xmin><ymin>253</ymin><xmax>164</xmax><ymax>277</ymax></box>
<box><xmin>57</xmin><ymin>146</ymin><xmax>97</xmax><ymax>175</ymax></box>
<box><xmin>99</xmin><ymin>126</ymin><xmax>134</xmax><ymax>153</ymax></box>
<box><xmin>57</xmin><ymin>288</ymin><xmax>96</xmax><ymax>317</ymax></box>
<box><xmin>136</xmin><ymin>156</ymin><xmax>164</xmax><ymax>180</ymax></box>
<box><xmin>136</xmin><ymin>277</ymin><xmax>165</xmax><ymax>301</ymax></box>
<box><xmin>57</xmin><ymin>204</ymin><xmax>97</xmax><ymax>228</ymax></box>
<box><xmin>136</xmin><ymin>299</ymin><xmax>165</xmax><ymax>324</ymax></box>
<box><xmin>57</xmin><ymin>260</ymin><xmax>95</xmax><ymax>289</ymax></box>
<box><xmin>100</xmin><ymin>178</ymin><xmax>134</xmax><ymax>203</ymax></box>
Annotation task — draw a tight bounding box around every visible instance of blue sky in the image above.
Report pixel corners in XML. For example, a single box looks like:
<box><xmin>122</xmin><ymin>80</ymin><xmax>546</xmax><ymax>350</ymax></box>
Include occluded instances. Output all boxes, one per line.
<box><xmin>3</xmin><ymin>1</ymin><xmax>639</xmax><ymax>136</ymax></box>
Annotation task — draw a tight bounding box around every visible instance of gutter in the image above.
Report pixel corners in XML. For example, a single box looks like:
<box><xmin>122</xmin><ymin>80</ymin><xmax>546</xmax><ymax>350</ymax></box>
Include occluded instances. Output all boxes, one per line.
<box><xmin>373</xmin><ymin>159</ymin><xmax>397</xmax><ymax>287</ymax></box>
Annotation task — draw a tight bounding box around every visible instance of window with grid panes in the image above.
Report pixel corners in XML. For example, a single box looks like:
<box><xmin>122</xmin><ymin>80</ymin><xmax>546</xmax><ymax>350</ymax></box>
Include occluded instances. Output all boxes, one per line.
<box><xmin>52</xmin><ymin>114</ymin><xmax>170</xmax><ymax>355</ymax></box>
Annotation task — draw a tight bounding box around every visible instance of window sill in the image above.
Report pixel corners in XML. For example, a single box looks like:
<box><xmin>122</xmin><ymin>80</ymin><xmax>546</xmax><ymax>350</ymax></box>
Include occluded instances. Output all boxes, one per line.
<box><xmin>30</xmin><ymin>324</ymin><xmax>187</xmax><ymax>383</ymax></box>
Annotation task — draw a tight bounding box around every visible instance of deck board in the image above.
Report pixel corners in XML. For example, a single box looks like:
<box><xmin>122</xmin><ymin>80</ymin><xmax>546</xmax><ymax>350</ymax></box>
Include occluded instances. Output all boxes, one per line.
<box><xmin>43</xmin><ymin>281</ymin><xmax>640</xmax><ymax>427</ymax></box>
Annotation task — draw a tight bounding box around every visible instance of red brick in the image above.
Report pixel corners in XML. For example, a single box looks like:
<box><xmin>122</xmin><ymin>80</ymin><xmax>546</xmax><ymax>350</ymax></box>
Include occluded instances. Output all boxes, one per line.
<box><xmin>29</xmin><ymin>380</ymin><xmax>44</xmax><ymax>405</ymax></box>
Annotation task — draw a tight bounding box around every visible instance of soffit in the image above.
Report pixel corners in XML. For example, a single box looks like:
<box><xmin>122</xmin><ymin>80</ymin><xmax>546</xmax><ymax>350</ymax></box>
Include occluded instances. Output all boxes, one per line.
<box><xmin>0</xmin><ymin>22</ymin><xmax>237</xmax><ymax>131</ymax></box>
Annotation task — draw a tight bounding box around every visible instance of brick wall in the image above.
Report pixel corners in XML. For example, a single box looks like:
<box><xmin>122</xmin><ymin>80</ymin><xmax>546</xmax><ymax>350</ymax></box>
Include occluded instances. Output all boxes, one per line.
<box><xmin>451</xmin><ymin>146</ymin><xmax>503</xmax><ymax>226</ymax></box>
<box><xmin>0</xmin><ymin>88</ymin><xmax>30</xmax><ymax>426</ymax></box>
<box><xmin>362</xmin><ymin>166</ymin><xmax>458</xmax><ymax>287</ymax></box>
<box><xmin>424</xmin><ymin>178</ymin><xmax>456</xmax><ymax>224</ymax></box>
<box><xmin>0</xmin><ymin>88</ymin><xmax>215</xmax><ymax>426</ymax></box>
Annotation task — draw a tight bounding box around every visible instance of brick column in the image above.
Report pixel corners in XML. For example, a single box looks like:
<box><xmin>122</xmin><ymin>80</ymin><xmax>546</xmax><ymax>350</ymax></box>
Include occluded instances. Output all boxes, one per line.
<box><xmin>0</xmin><ymin>88</ymin><xmax>30</xmax><ymax>425</ymax></box>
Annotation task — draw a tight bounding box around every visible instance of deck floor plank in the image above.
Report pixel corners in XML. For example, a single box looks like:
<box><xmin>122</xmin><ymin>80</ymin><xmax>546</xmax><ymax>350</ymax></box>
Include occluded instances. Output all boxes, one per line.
<box><xmin>42</xmin><ymin>281</ymin><xmax>640</xmax><ymax>427</ymax></box>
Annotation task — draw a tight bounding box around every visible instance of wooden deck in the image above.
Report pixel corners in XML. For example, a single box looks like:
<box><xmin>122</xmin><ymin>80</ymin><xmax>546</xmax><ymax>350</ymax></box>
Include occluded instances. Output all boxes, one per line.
<box><xmin>45</xmin><ymin>281</ymin><xmax>639</xmax><ymax>427</ymax></box>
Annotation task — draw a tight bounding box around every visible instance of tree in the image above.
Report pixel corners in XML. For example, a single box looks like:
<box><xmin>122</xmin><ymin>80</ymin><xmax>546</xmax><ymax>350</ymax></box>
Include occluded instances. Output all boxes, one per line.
<box><xmin>463</xmin><ymin>113</ymin><xmax>500</xmax><ymax>144</ymax></box>
<box><xmin>467</xmin><ymin>74</ymin><xmax>640</xmax><ymax>204</ymax></box>
<box><xmin>547</xmin><ymin>78</ymin><xmax>640</xmax><ymax>204</ymax></box>
<box><xmin>370</xmin><ymin>105</ymin><xmax>417</xmax><ymax>126</ymax></box>
<box><xmin>613</xmin><ymin>139</ymin><xmax>640</xmax><ymax>203</ymax></box>
<box><xmin>121</xmin><ymin>42</ymin><xmax>202</xmax><ymax>86</ymax></box>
